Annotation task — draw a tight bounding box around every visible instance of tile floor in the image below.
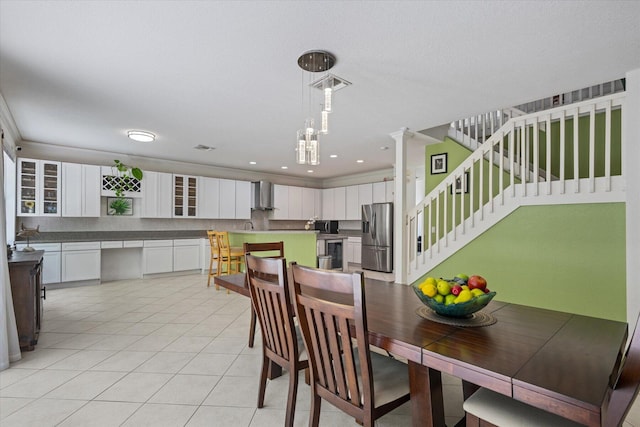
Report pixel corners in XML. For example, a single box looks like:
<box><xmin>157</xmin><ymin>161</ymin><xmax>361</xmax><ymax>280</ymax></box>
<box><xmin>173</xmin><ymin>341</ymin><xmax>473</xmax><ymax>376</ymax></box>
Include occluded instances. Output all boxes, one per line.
<box><xmin>0</xmin><ymin>273</ymin><xmax>638</xmax><ymax>427</ymax></box>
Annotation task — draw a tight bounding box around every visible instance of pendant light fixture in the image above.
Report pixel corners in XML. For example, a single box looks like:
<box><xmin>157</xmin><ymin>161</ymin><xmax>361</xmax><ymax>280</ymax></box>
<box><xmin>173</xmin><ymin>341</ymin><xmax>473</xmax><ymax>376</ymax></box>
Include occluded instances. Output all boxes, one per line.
<box><xmin>295</xmin><ymin>50</ymin><xmax>350</xmax><ymax>166</ymax></box>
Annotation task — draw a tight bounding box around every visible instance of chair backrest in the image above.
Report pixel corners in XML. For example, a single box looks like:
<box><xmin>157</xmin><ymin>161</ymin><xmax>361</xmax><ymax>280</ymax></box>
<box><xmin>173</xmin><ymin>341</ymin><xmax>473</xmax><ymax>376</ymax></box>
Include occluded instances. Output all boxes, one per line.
<box><xmin>216</xmin><ymin>231</ymin><xmax>231</xmax><ymax>256</ymax></box>
<box><xmin>604</xmin><ymin>312</ymin><xmax>640</xmax><ymax>426</ymax></box>
<box><xmin>243</xmin><ymin>241</ymin><xmax>285</xmax><ymax>258</ymax></box>
<box><xmin>245</xmin><ymin>255</ymin><xmax>299</xmax><ymax>365</ymax></box>
<box><xmin>207</xmin><ymin>230</ymin><xmax>219</xmax><ymax>254</ymax></box>
<box><xmin>290</xmin><ymin>262</ymin><xmax>374</xmax><ymax>413</ymax></box>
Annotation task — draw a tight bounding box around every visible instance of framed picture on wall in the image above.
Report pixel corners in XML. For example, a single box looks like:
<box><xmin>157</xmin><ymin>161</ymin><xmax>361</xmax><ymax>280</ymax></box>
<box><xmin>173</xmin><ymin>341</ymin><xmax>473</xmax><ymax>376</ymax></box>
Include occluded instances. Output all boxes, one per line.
<box><xmin>431</xmin><ymin>153</ymin><xmax>447</xmax><ymax>174</ymax></box>
<box><xmin>450</xmin><ymin>171</ymin><xmax>470</xmax><ymax>195</ymax></box>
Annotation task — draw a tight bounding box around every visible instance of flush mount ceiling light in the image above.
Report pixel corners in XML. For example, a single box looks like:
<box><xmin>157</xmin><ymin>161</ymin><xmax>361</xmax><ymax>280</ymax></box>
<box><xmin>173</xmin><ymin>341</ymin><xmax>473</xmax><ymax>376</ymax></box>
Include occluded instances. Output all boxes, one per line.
<box><xmin>295</xmin><ymin>50</ymin><xmax>350</xmax><ymax>166</ymax></box>
<box><xmin>127</xmin><ymin>130</ymin><xmax>155</xmax><ymax>142</ymax></box>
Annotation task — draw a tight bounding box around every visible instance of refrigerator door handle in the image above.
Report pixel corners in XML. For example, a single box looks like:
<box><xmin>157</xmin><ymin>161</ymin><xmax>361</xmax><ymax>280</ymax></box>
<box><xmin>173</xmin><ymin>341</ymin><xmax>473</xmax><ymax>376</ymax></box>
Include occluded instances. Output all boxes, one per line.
<box><xmin>371</xmin><ymin>211</ymin><xmax>377</xmax><ymax>240</ymax></box>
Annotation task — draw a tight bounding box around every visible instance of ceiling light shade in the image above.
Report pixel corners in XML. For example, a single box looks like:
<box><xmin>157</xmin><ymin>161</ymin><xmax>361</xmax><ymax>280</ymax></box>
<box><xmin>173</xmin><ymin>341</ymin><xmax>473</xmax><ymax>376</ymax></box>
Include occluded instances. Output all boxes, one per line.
<box><xmin>295</xmin><ymin>50</ymin><xmax>349</xmax><ymax>166</ymax></box>
<box><xmin>127</xmin><ymin>130</ymin><xmax>155</xmax><ymax>142</ymax></box>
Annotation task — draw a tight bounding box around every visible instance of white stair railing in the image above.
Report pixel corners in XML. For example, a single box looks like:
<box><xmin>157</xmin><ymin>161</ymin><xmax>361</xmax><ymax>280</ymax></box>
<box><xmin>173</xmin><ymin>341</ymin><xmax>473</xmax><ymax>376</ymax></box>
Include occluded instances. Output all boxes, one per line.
<box><xmin>407</xmin><ymin>92</ymin><xmax>625</xmax><ymax>283</ymax></box>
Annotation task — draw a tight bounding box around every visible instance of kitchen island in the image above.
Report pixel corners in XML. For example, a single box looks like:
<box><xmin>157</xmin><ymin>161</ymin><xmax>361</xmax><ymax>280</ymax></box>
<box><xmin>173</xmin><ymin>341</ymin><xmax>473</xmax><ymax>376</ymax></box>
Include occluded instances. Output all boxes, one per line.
<box><xmin>229</xmin><ymin>230</ymin><xmax>317</xmax><ymax>267</ymax></box>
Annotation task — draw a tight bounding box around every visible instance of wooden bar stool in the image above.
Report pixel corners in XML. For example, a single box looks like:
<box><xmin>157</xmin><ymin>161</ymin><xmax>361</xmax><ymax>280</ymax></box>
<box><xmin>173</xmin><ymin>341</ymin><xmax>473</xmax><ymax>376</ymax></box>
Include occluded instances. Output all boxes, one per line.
<box><xmin>216</xmin><ymin>231</ymin><xmax>245</xmax><ymax>276</ymax></box>
<box><xmin>206</xmin><ymin>230</ymin><xmax>221</xmax><ymax>289</ymax></box>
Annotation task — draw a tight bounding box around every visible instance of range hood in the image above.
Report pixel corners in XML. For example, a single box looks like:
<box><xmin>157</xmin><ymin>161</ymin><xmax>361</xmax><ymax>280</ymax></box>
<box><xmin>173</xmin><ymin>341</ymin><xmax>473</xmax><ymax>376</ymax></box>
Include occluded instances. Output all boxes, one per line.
<box><xmin>252</xmin><ymin>181</ymin><xmax>274</xmax><ymax>210</ymax></box>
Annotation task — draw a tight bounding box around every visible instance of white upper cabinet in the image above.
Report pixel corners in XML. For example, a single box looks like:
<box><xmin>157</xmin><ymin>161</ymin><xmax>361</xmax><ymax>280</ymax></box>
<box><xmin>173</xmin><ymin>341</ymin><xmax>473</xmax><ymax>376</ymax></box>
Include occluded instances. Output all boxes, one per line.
<box><xmin>334</xmin><ymin>186</ymin><xmax>346</xmax><ymax>220</ymax></box>
<box><xmin>386</xmin><ymin>180</ymin><xmax>395</xmax><ymax>203</ymax></box>
<box><xmin>372</xmin><ymin>181</ymin><xmax>387</xmax><ymax>204</ymax></box>
<box><xmin>358</xmin><ymin>183</ymin><xmax>373</xmax><ymax>207</ymax></box>
<box><xmin>235</xmin><ymin>180</ymin><xmax>251</xmax><ymax>219</ymax></box>
<box><xmin>17</xmin><ymin>158</ymin><xmax>61</xmax><ymax>217</ymax></box>
<box><xmin>198</xmin><ymin>177</ymin><xmax>220</xmax><ymax>219</ymax></box>
<box><xmin>141</xmin><ymin>171</ymin><xmax>173</xmax><ymax>218</ymax></box>
<box><xmin>322</xmin><ymin>188</ymin><xmax>333</xmax><ymax>220</ymax></box>
<box><xmin>218</xmin><ymin>178</ymin><xmax>236</xmax><ymax>219</ymax></box>
<box><xmin>61</xmin><ymin>162</ymin><xmax>100</xmax><ymax>217</ymax></box>
<box><xmin>345</xmin><ymin>185</ymin><xmax>359</xmax><ymax>220</ymax></box>
<box><xmin>173</xmin><ymin>175</ymin><xmax>198</xmax><ymax>218</ymax></box>
<box><xmin>271</xmin><ymin>184</ymin><xmax>289</xmax><ymax>220</ymax></box>
<box><xmin>100</xmin><ymin>166</ymin><xmax>143</xmax><ymax>198</ymax></box>
<box><xmin>287</xmin><ymin>186</ymin><xmax>303</xmax><ymax>220</ymax></box>
<box><xmin>301</xmin><ymin>187</ymin><xmax>319</xmax><ymax>221</ymax></box>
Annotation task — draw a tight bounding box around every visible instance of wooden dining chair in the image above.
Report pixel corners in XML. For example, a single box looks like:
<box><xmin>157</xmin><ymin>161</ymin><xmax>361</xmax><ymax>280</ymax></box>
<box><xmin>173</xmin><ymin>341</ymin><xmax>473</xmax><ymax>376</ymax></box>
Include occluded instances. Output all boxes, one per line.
<box><xmin>245</xmin><ymin>254</ymin><xmax>309</xmax><ymax>427</ymax></box>
<box><xmin>206</xmin><ymin>230</ymin><xmax>221</xmax><ymax>289</ymax></box>
<box><xmin>243</xmin><ymin>241</ymin><xmax>285</xmax><ymax>348</ymax></box>
<box><xmin>215</xmin><ymin>231</ymin><xmax>244</xmax><ymax>276</ymax></box>
<box><xmin>463</xmin><ymin>312</ymin><xmax>640</xmax><ymax>427</ymax></box>
<box><xmin>289</xmin><ymin>262</ymin><xmax>410</xmax><ymax>427</ymax></box>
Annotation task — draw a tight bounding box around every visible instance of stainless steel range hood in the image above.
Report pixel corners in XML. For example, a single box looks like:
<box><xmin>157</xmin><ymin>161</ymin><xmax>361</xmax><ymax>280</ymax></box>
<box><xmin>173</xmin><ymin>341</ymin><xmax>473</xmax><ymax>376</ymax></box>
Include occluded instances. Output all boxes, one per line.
<box><xmin>251</xmin><ymin>181</ymin><xmax>274</xmax><ymax>210</ymax></box>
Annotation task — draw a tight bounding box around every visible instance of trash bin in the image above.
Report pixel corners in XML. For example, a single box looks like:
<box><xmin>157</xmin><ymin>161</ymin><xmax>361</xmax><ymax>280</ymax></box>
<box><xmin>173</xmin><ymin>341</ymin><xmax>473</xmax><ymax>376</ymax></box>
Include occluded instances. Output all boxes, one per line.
<box><xmin>318</xmin><ymin>255</ymin><xmax>332</xmax><ymax>270</ymax></box>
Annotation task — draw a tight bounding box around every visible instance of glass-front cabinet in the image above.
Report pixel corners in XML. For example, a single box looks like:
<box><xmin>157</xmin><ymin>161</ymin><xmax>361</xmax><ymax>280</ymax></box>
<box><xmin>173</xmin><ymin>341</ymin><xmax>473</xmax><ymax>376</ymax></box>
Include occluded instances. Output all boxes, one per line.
<box><xmin>173</xmin><ymin>174</ymin><xmax>198</xmax><ymax>217</ymax></box>
<box><xmin>17</xmin><ymin>158</ymin><xmax>61</xmax><ymax>217</ymax></box>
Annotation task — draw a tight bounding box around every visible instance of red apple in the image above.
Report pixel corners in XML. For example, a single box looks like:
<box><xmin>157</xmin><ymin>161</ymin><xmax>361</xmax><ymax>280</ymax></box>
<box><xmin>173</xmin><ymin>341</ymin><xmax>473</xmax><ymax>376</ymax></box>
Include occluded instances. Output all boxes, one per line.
<box><xmin>451</xmin><ymin>284</ymin><xmax>462</xmax><ymax>296</ymax></box>
<box><xmin>483</xmin><ymin>288</ymin><xmax>491</xmax><ymax>294</ymax></box>
<box><xmin>468</xmin><ymin>275</ymin><xmax>487</xmax><ymax>291</ymax></box>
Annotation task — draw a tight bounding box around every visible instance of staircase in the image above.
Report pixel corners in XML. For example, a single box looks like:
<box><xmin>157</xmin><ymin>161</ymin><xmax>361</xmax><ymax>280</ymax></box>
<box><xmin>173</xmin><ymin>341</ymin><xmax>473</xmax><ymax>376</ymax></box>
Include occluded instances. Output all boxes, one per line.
<box><xmin>406</xmin><ymin>92</ymin><xmax>626</xmax><ymax>284</ymax></box>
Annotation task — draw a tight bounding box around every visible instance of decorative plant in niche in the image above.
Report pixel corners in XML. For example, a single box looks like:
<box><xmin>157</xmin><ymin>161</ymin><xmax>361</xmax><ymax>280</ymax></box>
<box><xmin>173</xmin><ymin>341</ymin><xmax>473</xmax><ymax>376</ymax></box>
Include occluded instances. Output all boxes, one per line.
<box><xmin>108</xmin><ymin>160</ymin><xmax>143</xmax><ymax>215</ymax></box>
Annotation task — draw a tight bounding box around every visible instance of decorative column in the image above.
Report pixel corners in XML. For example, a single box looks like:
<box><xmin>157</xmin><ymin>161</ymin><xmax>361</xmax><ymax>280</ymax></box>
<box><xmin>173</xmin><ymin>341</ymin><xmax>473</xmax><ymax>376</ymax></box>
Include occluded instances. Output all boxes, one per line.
<box><xmin>389</xmin><ymin>129</ymin><xmax>409</xmax><ymax>284</ymax></box>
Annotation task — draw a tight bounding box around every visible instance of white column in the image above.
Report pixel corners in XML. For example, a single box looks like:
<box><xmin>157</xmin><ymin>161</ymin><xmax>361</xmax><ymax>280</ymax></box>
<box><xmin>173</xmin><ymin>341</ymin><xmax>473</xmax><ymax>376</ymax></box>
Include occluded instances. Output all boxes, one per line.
<box><xmin>624</xmin><ymin>69</ymin><xmax>640</xmax><ymax>331</ymax></box>
<box><xmin>390</xmin><ymin>129</ymin><xmax>409</xmax><ymax>284</ymax></box>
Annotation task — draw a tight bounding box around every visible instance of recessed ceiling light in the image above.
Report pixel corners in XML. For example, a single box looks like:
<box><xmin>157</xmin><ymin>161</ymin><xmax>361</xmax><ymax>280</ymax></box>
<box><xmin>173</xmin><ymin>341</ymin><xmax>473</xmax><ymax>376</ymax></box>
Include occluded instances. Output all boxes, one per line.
<box><xmin>249</xmin><ymin>161</ymin><xmax>257</xmax><ymax>165</ymax></box>
<box><xmin>330</xmin><ymin>154</ymin><xmax>338</xmax><ymax>158</ymax></box>
<box><xmin>127</xmin><ymin>130</ymin><xmax>155</xmax><ymax>142</ymax></box>
<box><xmin>380</xmin><ymin>146</ymin><xmax>389</xmax><ymax>150</ymax></box>
<box><xmin>281</xmin><ymin>166</ymin><xmax>288</xmax><ymax>169</ymax></box>
<box><xmin>307</xmin><ymin>170</ymin><xmax>314</xmax><ymax>173</ymax></box>
<box><xmin>356</xmin><ymin>159</ymin><xmax>364</xmax><ymax>163</ymax></box>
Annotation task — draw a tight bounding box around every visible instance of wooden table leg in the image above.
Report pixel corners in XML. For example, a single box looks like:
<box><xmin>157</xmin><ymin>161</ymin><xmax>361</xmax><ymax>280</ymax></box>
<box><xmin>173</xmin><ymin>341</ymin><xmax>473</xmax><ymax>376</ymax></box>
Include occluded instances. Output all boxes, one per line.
<box><xmin>267</xmin><ymin>361</ymin><xmax>282</xmax><ymax>380</ymax></box>
<box><xmin>409</xmin><ymin>360</ymin><xmax>446</xmax><ymax>427</ymax></box>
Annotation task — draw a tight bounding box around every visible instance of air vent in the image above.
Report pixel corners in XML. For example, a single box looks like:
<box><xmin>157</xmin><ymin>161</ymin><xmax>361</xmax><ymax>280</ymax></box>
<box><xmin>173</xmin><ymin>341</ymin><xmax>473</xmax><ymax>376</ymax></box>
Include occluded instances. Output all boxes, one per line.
<box><xmin>310</xmin><ymin>73</ymin><xmax>352</xmax><ymax>92</ymax></box>
<box><xmin>194</xmin><ymin>144</ymin><xmax>215</xmax><ymax>151</ymax></box>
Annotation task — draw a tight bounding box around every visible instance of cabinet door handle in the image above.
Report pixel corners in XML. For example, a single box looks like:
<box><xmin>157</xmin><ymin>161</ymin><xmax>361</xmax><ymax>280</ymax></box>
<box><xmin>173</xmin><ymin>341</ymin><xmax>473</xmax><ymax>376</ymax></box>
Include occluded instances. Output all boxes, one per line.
<box><xmin>41</xmin><ymin>286</ymin><xmax>46</xmax><ymax>300</ymax></box>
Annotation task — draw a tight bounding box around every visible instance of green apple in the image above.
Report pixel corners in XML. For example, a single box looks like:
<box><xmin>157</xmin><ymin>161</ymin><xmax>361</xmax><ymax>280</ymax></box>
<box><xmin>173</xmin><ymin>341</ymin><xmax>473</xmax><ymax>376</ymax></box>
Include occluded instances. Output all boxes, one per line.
<box><xmin>444</xmin><ymin>294</ymin><xmax>456</xmax><ymax>305</ymax></box>
<box><xmin>434</xmin><ymin>294</ymin><xmax>444</xmax><ymax>304</ymax></box>
<box><xmin>436</xmin><ymin>280</ymin><xmax>451</xmax><ymax>296</ymax></box>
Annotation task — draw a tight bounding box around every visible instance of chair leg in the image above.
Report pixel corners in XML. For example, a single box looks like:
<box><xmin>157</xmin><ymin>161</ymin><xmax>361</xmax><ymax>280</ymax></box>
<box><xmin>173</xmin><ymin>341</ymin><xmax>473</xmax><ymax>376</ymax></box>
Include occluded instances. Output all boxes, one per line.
<box><xmin>304</xmin><ymin>367</ymin><xmax>310</xmax><ymax>385</ymax></box>
<box><xmin>284</xmin><ymin>367</ymin><xmax>299</xmax><ymax>427</ymax></box>
<box><xmin>257</xmin><ymin>354</ymin><xmax>270</xmax><ymax>408</ymax></box>
<box><xmin>248</xmin><ymin>308</ymin><xmax>257</xmax><ymax>348</ymax></box>
<box><xmin>207</xmin><ymin>256</ymin><xmax>214</xmax><ymax>288</ymax></box>
<box><xmin>309</xmin><ymin>387</ymin><xmax>321</xmax><ymax>427</ymax></box>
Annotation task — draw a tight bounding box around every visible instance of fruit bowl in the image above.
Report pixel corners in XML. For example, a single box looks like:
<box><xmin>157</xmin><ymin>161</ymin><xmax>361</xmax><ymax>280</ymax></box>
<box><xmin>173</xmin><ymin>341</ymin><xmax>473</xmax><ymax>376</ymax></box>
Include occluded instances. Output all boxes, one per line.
<box><xmin>412</xmin><ymin>284</ymin><xmax>496</xmax><ymax>318</ymax></box>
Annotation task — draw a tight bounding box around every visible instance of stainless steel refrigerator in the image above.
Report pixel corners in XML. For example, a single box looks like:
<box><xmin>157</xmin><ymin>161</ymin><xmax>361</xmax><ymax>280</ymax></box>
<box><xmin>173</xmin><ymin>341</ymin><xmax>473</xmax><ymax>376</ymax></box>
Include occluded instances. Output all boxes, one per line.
<box><xmin>361</xmin><ymin>202</ymin><xmax>393</xmax><ymax>272</ymax></box>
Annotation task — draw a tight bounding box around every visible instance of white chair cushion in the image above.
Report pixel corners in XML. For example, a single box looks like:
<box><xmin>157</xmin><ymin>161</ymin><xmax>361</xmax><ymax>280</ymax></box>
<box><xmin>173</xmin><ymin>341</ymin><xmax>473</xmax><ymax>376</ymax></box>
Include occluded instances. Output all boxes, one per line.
<box><xmin>463</xmin><ymin>388</ymin><xmax>584</xmax><ymax>427</ymax></box>
<box><xmin>367</xmin><ymin>350</ymin><xmax>410</xmax><ymax>407</ymax></box>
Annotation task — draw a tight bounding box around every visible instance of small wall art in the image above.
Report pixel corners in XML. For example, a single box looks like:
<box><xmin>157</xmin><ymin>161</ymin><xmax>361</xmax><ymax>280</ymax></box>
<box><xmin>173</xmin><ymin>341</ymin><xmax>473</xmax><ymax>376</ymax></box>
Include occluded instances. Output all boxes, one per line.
<box><xmin>431</xmin><ymin>153</ymin><xmax>447</xmax><ymax>174</ymax></box>
<box><xmin>451</xmin><ymin>171</ymin><xmax>470</xmax><ymax>195</ymax></box>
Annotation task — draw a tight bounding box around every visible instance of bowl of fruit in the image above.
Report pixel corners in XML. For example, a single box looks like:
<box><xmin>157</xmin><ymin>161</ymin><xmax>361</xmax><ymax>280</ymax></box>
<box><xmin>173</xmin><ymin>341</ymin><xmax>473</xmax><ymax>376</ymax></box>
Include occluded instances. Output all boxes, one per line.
<box><xmin>412</xmin><ymin>274</ymin><xmax>496</xmax><ymax>318</ymax></box>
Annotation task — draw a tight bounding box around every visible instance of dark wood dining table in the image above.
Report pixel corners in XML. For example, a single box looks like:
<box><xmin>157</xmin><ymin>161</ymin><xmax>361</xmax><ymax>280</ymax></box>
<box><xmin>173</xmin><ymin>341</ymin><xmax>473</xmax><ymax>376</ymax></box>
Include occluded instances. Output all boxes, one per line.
<box><xmin>214</xmin><ymin>273</ymin><xmax>628</xmax><ymax>427</ymax></box>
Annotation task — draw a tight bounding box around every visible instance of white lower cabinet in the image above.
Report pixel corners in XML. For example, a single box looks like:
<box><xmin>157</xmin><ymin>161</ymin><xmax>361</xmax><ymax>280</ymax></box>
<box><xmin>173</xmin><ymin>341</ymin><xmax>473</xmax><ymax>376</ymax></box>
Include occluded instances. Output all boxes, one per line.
<box><xmin>61</xmin><ymin>242</ymin><xmax>101</xmax><ymax>282</ymax></box>
<box><xmin>143</xmin><ymin>240</ymin><xmax>174</xmax><ymax>274</ymax></box>
<box><xmin>173</xmin><ymin>239</ymin><xmax>200</xmax><ymax>271</ymax></box>
<box><xmin>346</xmin><ymin>237</ymin><xmax>362</xmax><ymax>265</ymax></box>
<box><xmin>16</xmin><ymin>243</ymin><xmax>61</xmax><ymax>284</ymax></box>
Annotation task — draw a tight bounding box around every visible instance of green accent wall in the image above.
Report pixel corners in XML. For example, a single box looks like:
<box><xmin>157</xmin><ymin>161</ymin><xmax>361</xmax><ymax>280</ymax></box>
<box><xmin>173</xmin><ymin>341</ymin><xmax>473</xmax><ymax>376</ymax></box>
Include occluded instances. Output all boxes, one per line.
<box><xmin>417</xmin><ymin>203</ymin><xmax>626</xmax><ymax>322</ymax></box>
<box><xmin>229</xmin><ymin>232</ymin><xmax>317</xmax><ymax>268</ymax></box>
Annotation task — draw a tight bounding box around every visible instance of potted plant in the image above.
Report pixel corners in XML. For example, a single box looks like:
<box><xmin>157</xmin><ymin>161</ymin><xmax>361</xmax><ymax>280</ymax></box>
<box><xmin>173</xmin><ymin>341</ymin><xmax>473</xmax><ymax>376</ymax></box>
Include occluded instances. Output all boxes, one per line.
<box><xmin>108</xmin><ymin>160</ymin><xmax>143</xmax><ymax>215</ymax></box>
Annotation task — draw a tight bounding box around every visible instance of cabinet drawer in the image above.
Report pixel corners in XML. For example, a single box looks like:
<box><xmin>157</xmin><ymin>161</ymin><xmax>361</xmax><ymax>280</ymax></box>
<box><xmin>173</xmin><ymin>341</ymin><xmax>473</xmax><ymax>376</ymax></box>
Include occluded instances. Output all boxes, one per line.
<box><xmin>62</xmin><ymin>241</ymin><xmax>101</xmax><ymax>251</ymax></box>
<box><xmin>101</xmin><ymin>241</ymin><xmax>123</xmax><ymax>249</ymax></box>
<box><xmin>173</xmin><ymin>238</ymin><xmax>201</xmax><ymax>246</ymax></box>
<box><xmin>143</xmin><ymin>240</ymin><xmax>173</xmax><ymax>248</ymax></box>
<box><xmin>16</xmin><ymin>243</ymin><xmax>61</xmax><ymax>252</ymax></box>
<box><xmin>123</xmin><ymin>240</ymin><xmax>144</xmax><ymax>248</ymax></box>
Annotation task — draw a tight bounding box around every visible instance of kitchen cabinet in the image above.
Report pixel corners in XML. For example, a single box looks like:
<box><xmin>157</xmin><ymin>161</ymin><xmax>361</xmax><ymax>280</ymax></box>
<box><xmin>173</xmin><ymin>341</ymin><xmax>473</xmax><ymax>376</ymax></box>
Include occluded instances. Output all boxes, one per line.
<box><xmin>372</xmin><ymin>181</ymin><xmax>387</xmax><ymax>204</ymax></box>
<box><xmin>8</xmin><ymin>250</ymin><xmax>43</xmax><ymax>350</ymax></box>
<box><xmin>173</xmin><ymin>239</ymin><xmax>201</xmax><ymax>271</ymax></box>
<box><xmin>143</xmin><ymin>240</ymin><xmax>173</xmax><ymax>274</ymax></box>
<box><xmin>358</xmin><ymin>183</ymin><xmax>373</xmax><ymax>207</ymax></box>
<box><xmin>235</xmin><ymin>180</ymin><xmax>251</xmax><ymax>219</ymax></box>
<box><xmin>321</xmin><ymin>188</ymin><xmax>333</xmax><ymax>220</ymax></box>
<box><xmin>346</xmin><ymin>185</ymin><xmax>359</xmax><ymax>220</ymax></box>
<box><xmin>61</xmin><ymin>162</ymin><xmax>101</xmax><ymax>217</ymax></box>
<box><xmin>198</xmin><ymin>177</ymin><xmax>220</xmax><ymax>219</ymax></box>
<box><xmin>141</xmin><ymin>171</ymin><xmax>173</xmax><ymax>218</ymax></box>
<box><xmin>100</xmin><ymin>166</ymin><xmax>143</xmax><ymax>198</ymax></box>
<box><xmin>386</xmin><ymin>180</ymin><xmax>395</xmax><ymax>203</ymax></box>
<box><xmin>218</xmin><ymin>178</ymin><xmax>236</xmax><ymax>218</ymax></box>
<box><xmin>173</xmin><ymin>174</ymin><xmax>198</xmax><ymax>217</ymax></box>
<box><xmin>287</xmin><ymin>186</ymin><xmax>303</xmax><ymax>220</ymax></box>
<box><xmin>272</xmin><ymin>184</ymin><xmax>289</xmax><ymax>219</ymax></box>
<box><xmin>16</xmin><ymin>243</ymin><xmax>61</xmax><ymax>284</ymax></box>
<box><xmin>346</xmin><ymin>236</ymin><xmax>362</xmax><ymax>265</ymax></box>
<box><xmin>334</xmin><ymin>187</ymin><xmax>346</xmax><ymax>220</ymax></box>
<box><xmin>61</xmin><ymin>242</ymin><xmax>101</xmax><ymax>282</ymax></box>
<box><xmin>301</xmin><ymin>187</ymin><xmax>320</xmax><ymax>221</ymax></box>
<box><xmin>17</xmin><ymin>158</ymin><xmax>61</xmax><ymax>217</ymax></box>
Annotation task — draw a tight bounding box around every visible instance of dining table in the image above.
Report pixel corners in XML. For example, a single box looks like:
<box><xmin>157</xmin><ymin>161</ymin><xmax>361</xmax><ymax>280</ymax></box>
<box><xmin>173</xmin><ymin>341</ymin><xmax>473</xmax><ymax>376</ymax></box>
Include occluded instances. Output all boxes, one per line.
<box><xmin>214</xmin><ymin>273</ymin><xmax>628</xmax><ymax>427</ymax></box>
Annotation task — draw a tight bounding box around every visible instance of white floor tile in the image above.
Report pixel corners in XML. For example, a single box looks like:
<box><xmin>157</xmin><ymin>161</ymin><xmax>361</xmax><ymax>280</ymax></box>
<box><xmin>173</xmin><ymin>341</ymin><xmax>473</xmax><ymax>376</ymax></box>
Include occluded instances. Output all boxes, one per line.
<box><xmin>0</xmin><ymin>397</ymin><xmax>33</xmax><ymax>419</ymax></box>
<box><xmin>202</xmin><ymin>375</ymin><xmax>259</xmax><ymax>407</ymax></box>
<box><xmin>0</xmin><ymin>398</ymin><xmax>86</xmax><ymax>427</ymax></box>
<box><xmin>44</xmin><ymin>370</ymin><xmax>126</xmax><ymax>400</ymax></box>
<box><xmin>121</xmin><ymin>402</ymin><xmax>198</xmax><ymax>426</ymax></box>
<box><xmin>186</xmin><ymin>405</ymin><xmax>255</xmax><ymax>427</ymax></box>
<box><xmin>57</xmin><ymin>400</ymin><xmax>141</xmax><ymax>427</ymax></box>
<box><xmin>149</xmin><ymin>374</ymin><xmax>221</xmax><ymax>405</ymax></box>
<box><xmin>135</xmin><ymin>351</ymin><xmax>196</xmax><ymax>374</ymax></box>
<box><xmin>96</xmin><ymin>372</ymin><xmax>173</xmax><ymax>402</ymax></box>
<box><xmin>179</xmin><ymin>353</ymin><xmax>237</xmax><ymax>376</ymax></box>
<box><xmin>89</xmin><ymin>350</ymin><xmax>156</xmax><ymax>372</ymax></box>
<box><xmin>47</xmin><ymin>349</ymin><xmax>116</xmax><ymax>370</ymax></box>
<box><xmin>0</xmin><ymin>369</ymin><xmax>80</xmax><ymax>398</ymax></box>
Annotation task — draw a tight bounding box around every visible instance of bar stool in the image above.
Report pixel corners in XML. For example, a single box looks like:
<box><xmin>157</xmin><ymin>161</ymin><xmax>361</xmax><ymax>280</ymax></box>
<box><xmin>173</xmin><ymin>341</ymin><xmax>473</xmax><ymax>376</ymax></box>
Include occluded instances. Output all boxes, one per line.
<box><xmin>206</xmin><ymin>230</ymin><xmax>221</xmax><ymax>289</ymax></box>
<box><xmin>216</xmin><ymin>231</ymin><xmax>245</xmax><ymax>276</ymax></box>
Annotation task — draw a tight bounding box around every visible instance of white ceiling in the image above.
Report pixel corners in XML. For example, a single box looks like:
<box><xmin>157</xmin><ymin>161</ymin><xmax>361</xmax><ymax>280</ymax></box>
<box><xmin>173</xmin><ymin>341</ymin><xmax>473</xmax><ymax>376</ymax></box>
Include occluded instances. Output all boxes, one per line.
<box><xmin>1</xmin><ymin>1</ymin><xmax>639</xmax><ymax>180</ymax></box>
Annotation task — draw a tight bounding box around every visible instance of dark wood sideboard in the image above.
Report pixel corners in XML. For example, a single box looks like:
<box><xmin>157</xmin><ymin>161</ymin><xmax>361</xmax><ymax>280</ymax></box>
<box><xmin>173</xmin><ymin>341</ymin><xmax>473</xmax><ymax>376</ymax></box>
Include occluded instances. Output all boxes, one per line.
<box><xmin>8</xmin><ymin>250</ymin><xmax>44</xmax><ymax>351</ymax></box>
